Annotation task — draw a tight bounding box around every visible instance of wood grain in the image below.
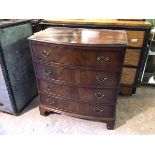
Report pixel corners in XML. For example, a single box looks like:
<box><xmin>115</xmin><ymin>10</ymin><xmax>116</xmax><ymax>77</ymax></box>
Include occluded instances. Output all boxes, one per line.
<box><xmin>35</xmin><ymin>62</ymin><xmax>120</xmax><ymax>87</ymax></box>
<box><xmin>31</xmin><ymin>42</ymin><xmax>124</xmax><ymax>69</ymax></box>
<box><xmin>120</xmin><ymin>87</ymin><xmax>132</xmax><ymax>95</ymax></box>
<box><xmin>124</xmin><ymin>49</ymin><xmax>141</xmax><ymax>66</ymax></box>
<box><xmin>38</xmin><ymin>80</ymin><xmax>117</xmax><ymax>103</ymax></box>
<box><xmin>29</xmin><ymin>27</ymin><xmax>127</xmax><ymax>130</ymax></box>
<box><xmin>28</xmin><ymin>27</ymin><xmax>127</xmax><ymax>46</ymax></box>
<box><xmin>41</xmin><ymin>19</ymin><xmax>152</xmax><ymax>27</ymax></box>
<box><xmin>127</xmin><ymin>31</ymin><xmax>145</xmax><ymax>47</ymax></box>
<box><xmin>40</xmin><ymin>93</ymin><xmax>115</xmax><ymax>118</ymax></box>
<box><xmin>121</xmin><ymin>67</ymin><xmax>137</xmax><ymax>85</ymax></box>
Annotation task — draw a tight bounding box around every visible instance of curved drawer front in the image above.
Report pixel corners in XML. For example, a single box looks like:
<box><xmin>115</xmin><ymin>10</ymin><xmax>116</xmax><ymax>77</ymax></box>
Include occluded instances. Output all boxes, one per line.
<box><xmin>35</xmin><ymin>62</ymin><xmax>120</xmax><ymax>87</ymax></box>
<box><xmin>38</xmin><ymin>80</ymin><xmax>117</xmax><ymax>103</ymax></box>
<box><xmin>40</xmin><ymin>94</ymin><xmax>115</xmax><ymax>118</ymax></box>
<box><xmin>31</xmin><ymin>42</ymin><xmax>123</xmax><ymax>69</ymax></box>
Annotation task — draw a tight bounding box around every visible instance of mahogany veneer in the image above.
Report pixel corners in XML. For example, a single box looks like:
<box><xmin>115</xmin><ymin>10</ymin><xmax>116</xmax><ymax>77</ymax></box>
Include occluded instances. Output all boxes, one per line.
<box><xmin>29</xmin><ymin>27</ymin><xmax>127</xmax><ymax>130</ymax></box>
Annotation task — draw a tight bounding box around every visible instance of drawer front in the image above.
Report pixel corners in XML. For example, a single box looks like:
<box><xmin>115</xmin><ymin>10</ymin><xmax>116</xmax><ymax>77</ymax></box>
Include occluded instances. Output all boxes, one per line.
<box><xmin>35</xmin><ymin>62</ymin><xmax>120</xmax><ymax>87</ymax></box>
<box><xmin>40</xmin><ymin>94</ymin><xmax>115</xmax><ymax>118</ymax></box>
<box><xmin>31</xmin><ymin>43</ymin><xmax>123</xmax><ymax>69</ymax></box>
<box><xmin>124</xmin><ymin>49</ymin><xmax>141</xmax><ymax>66</ymax></box>
<box><xmin>121</xmin><ymin>67</ymin><xmax>137</xmax><ymax>85</ymax></box>
<box><xmin>127</xmin><ymin>31</ymin><xmax>145</xmax><ymax>47</ymax></box>
<box><xmin>38</xmin><ymin>80</ymin><xmax>116</xmax><ymax>103</ymax></box>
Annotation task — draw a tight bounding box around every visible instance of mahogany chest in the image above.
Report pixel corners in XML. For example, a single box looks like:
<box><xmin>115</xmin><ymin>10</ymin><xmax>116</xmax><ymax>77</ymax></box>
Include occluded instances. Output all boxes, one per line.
<box><xmin>29</xmin><ymin>27</ymin><xmax>127</xmax><ymax>129</ymax></box>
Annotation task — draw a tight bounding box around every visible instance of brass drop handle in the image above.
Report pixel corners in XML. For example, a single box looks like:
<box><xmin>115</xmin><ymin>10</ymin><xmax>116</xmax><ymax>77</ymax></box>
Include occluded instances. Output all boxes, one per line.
<box><xmin>97</xmin><ymin>56</ymin><xmax>109</xmax><ymax>63</ymax></box>
<box><xmin>95</xmin><ymin>91</ymin><xmax>105</xmax><ymax>99</ymax></box>
<box><xmin>93</xmin><ymin>107</ymin><xmax>104</xmax><ymax>113</ymax></box>
<box><xmin>47</xmin><ymin>99</ymin><xmax>55</xmax><ymax>105</ymax></box>
<box><xmin>0</xmin><ymin>102</ymin><xmax>4</xmax><ymax>106</ymax></box>
<box><xmin>44</xmin><ymin>69</ymin><xmax>53</xmax><ymax>76</ymax></box>
<box><xmin>42</xmin><ymin>50</ymin><xmax>50</xmax><ymax>58</ymax></box>
<box><xmin>46</xmin><ymin>85</ymin><xmax>53</xmax><ymax>91</ymax></box>
<box><xmin>96</xmin><ymin>76</ymin><xmax>107</xmax><ymax>83</ymax></box>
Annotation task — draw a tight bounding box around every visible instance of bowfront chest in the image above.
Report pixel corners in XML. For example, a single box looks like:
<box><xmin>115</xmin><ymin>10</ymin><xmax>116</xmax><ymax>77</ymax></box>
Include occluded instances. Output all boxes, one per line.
<box><xmin>29</xmin><ymin>27</ymin><xmax>127</xmax><ymax>130</ymax></box>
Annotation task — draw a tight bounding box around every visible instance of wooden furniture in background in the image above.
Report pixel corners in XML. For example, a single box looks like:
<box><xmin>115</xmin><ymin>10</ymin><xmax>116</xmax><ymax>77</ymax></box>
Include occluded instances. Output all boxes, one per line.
<box><xmin>29</xmin><ymin>27</ymin><xmax>127</xmax><ymax>129</ymax></box>
<box><xmin>38</xmin><ymin>19</ymin><xmax>152</xmax><ymax>95</ymax></box>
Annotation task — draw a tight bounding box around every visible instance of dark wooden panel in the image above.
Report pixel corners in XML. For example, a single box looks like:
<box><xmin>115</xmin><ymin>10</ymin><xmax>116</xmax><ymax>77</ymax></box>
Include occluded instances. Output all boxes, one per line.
<box><xmin>40</xmin><ymin>93</ymin><xmax>115</xmax><ymax>118</ymax></box>
<box><xmin>38</xmin><ymin>80</ymin><xmax>117</xmax><ymax>103</ymax></box>
<box><xmin>31</xmin><ymin>42</ymin><xmax>123</xmax><ymax>69</ymax></box>
<box><xmin>35</xmin><ymin>62</ymin><xmax>120</xmax><ymax>87</ymax></box>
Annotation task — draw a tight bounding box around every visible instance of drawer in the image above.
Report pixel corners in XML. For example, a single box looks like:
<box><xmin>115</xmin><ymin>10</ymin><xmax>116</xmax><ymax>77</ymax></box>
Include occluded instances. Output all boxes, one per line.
<box><xmin>38</xmin><ymin>80</ymin><xmax>117</xmax><ymax>103</ymax></box>
<box><xmin>127</xmin><ymin>31</ymin><xmax>145</xmax><ymax>47</ymax></box>
<box><xmin>121</xmin><ymin>67</ymin><xmax>137</xmax><ymax>85</ymax></box>
<box><xmin>124</xmin><ymin>49</ymin><xmax>141</xmax><ymax>66</ymax></box>
<box><xmin>35</xmin><ymin>62</ymin><xmax>120</xmax><ymax>87</ymax></box>
<box><xmin>31</xmin><ymin>42</ymin><xmax>123</xmax><ymax>69</ymax></box>
<box><xmin>40</xmin><ymin>94</ymin><xmax>115</xmax><ymax>118</ymax></box>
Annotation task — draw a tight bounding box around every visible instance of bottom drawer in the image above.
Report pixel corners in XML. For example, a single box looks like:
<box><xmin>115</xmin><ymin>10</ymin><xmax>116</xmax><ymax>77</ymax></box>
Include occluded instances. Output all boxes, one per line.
<box><xmin>40</xmin><ymin>94</ymin><xmax>115</xmax><ymax>118</ymax></box>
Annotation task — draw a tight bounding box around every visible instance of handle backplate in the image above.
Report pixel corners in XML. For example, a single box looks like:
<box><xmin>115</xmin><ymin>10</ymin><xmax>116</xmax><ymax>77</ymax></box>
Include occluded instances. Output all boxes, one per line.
<box><xmin>96</xmin><ymin>76</ymin><xmax>107</xmax><ymax>83</ymax></box>
<box><xmin>97</xmin><ymin>56</ymin><xmax>109</xmax><ymax>63</ymax></box>
<box><xmin>93</xmin><ymin>107</ymin><xmax>104</xmax><ymax>113</ymax></box>
<box><xmin>94</xmin><ymin>91</ymin><xmax>105</xmax><ymax>99</ymax></box>
<box><xmin>44</xmin><ymin>69</ymin><xmax>53</xmax><ymax>76</ymax></box>
<box><xmin>42</xmin><ymin>50</ymin><xmax>50</xmax><ymax>58</ymax></box>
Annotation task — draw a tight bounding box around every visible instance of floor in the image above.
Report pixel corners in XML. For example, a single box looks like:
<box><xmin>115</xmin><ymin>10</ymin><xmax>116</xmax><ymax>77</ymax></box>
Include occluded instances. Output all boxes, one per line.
<box><xmin>0</xmin><ymin>86</ymin><xmax>155</xmax><ymax>135</ymax></box>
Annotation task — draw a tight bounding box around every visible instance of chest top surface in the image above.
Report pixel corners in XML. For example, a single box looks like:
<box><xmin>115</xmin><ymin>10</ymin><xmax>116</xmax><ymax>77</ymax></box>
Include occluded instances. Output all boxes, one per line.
<box><xmin>29</xmin><ymin>27</ymin><xmax>127</xmax><ymax>47</ymax></box>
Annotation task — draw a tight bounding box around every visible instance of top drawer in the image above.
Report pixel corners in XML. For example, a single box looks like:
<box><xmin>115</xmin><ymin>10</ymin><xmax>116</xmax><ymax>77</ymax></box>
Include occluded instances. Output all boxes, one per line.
<box><xmin>127</xmin><ymin>31</ymin><xmax>145</xmax><ymax>47</ymax></box>
<box><xmin>31</xmin><ymin>43</ymin><xmax>124</xmax><ymax>69</ymax></box>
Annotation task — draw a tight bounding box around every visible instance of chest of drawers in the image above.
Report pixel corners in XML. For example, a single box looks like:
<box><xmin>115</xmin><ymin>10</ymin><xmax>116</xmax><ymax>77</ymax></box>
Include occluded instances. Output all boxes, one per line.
<box><xmin>29</xmin><ymin>27</ymin><xmax>127</xmax><ymax>130</ymax></box>
<box><xmin>38</xmin><ymin>19</ymin><xmax>152</xmax><ymax>95</ymax></box>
